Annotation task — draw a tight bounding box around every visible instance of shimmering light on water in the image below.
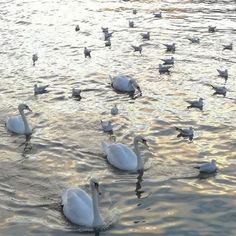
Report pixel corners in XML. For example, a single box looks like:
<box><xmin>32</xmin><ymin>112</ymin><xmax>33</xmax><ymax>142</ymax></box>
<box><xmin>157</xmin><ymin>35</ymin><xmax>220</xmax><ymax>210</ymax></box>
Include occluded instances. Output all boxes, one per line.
<box><xmin>0</xmin><ymin>0</ymin><xmax>236</xmax><ymax>235</ymax></box>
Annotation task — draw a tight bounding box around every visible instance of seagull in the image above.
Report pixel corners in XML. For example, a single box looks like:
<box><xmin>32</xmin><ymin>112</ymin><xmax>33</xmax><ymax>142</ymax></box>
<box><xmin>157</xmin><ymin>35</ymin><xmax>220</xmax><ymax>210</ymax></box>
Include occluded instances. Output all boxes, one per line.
<box><xmin>186</xmin><ymin>98</ymin><xmax>204</xmax><ymax>110</ymax></box>
<box><xmin>131</xmin><ymin>45</ymin><xmax>142</xmax><ymax>54</ymax></box>
<box><xmin>208</xmin><ymin>26</ymin><xmax>216</xmax><ymax>33</ymax></box>
<box><xmin>75</xmin><ymin>25</ymin><xmax>80</xmax><ymax>31</ymax></box>
<box><xmin>223</xmin><ymin>43</ymin><xmax>233</xmax><ymax>51</ymax></box>
<box><xmin>194</xmin><ymin>160</ymin><xmax>217</xmax><ymax>173</ymax></box>
<box><xmin>101</xmin><ymin>27</ymin><xmax>109</xmax><ymax>33</ymax></box>
<box><xmin>175</xmin><ymin>127</ymin><xmax>194</xmax><ymax>141</ymax></box>
<box><xmin>84</xmin><ymin>47</ymin><xmax>91</xmax><ymax>58</ymax></box>
<box><xmin>105</xmin><ymin>38</ymin><xmax>111</xmax><ymax>47</ymax></box>
<box><xmin>163</xmin><ymin>43</ymin><xmax>175</xmax><ymax>52</ymax></box>
<box><xmin>111</xmin><ymin>105</ymin><xmax>118</xmax><ymax>115</ymax></box>
<box><xmin>72</xmin><ymin>88</ymin><xmax>81</xmax><ymax>99</ymax></box>
<box><xmin>141</xmin><ymin>32</ymin><xmax>150</xmax><ymax>40</ymax></box>
<box><xmin>133</xmin><ymin>9</ymin><xmax>137</xmax><ymax>14</ymax></box>
<box><xmin>153</xmin><ymin>12</ymin><xmax>162</xmax><ymax>18</ymax></box>
<box><xmin>34</xmin><ymin>84</ymin><xmax>49</xmax><ymax>95</ymax></box>
<box><xmin>217</xmin><ymin>68</ymin><xmax>228</xmax><ymax>80</ymax></box>
<box><xmin>101</xmin><ymin>120</ymin><xmax>113</xmax><ymax>133</ymax></box>
<box><xmin>187</xmin><ymin>37</ymin><xmax>200</xmax><ymax>44</ymax></box>
<box><xmin>32</xmin><ymin>53</ymin><xmax>38</xmax><ymax>66</ymax></box>
<box><xmin>210</xmin><ymin>85</ymin><xmax>227</xmax><ymax>97</ymax></box>
<box><xmin>104</xmin><ymin>32</ymin><xmax>113</xmax><ymax>41</ymax></box>
<box><xmin>158</xmin><ymin>64</ymin><xmax>172</xmax><ymax>74</ymax></box>
<box><xmin>161</xmin><ymin>57</ymin><xmax>174</xmax><ymax>65</ymax></box>
<box><xmin>129</xmin><ymin>20</ymin><xmax>134</xmax><ymax>28</ymax></box>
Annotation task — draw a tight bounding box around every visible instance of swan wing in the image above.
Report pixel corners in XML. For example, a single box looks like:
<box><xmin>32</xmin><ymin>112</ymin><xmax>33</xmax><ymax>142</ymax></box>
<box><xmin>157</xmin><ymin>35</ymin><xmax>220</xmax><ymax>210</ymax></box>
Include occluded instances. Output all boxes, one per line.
<box><xmin>62</xmin><ymin>188</ymin><xmax>94</xmax><ymax>226</ymax></box>
<box><xmin>6</xmin><ymin>115</ymin><xmax>25</xmax><ymax>134</ymax></box>
<box><xmin>112</xmin><ymin>76</ymin><xmax>133</xmax><ymax>92</ymax></box>
<box><xmin>107</xmin><ymin>143</ymin><xmax>138</xmax><ymax>170</ymax></box>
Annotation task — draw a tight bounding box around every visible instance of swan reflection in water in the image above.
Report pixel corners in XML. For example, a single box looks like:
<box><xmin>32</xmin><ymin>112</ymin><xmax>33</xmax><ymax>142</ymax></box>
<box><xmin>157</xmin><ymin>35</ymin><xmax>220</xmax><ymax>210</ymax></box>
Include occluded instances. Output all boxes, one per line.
<box><xmin>19</xmin><ymin>134</ymin><xmax>32</xmax><ymax>154</ymax></box>
<box><xmin>135</xmin><ymin>171</ymin><xmax>145</xmax><ymax>199</ymax></box>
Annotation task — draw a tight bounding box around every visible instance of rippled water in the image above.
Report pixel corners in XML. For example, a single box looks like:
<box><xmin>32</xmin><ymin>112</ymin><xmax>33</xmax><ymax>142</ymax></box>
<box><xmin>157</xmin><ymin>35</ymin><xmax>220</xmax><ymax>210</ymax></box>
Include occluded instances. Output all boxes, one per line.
<box><xmin>1</xmin><ymin>0</ymin><xmax>236</xmax><ymax>235</ymax></box>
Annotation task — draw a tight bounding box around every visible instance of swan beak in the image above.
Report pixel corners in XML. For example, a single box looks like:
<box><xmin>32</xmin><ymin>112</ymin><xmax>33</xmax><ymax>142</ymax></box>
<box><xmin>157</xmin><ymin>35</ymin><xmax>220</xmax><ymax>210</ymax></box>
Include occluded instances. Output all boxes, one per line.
<box><xmin>95</xmin><ymin>183</ymin><xmax>102</xmax><ymax>195</ymax></box>
<box><xmin>27</xmin><ymin>107</ymin><xmax>32</xmax><ymax>112</ymax></box>
<box><xmin>143</xmin><ymin>140</ymin><xmax>149</xmax><ymax>147</ymax></box>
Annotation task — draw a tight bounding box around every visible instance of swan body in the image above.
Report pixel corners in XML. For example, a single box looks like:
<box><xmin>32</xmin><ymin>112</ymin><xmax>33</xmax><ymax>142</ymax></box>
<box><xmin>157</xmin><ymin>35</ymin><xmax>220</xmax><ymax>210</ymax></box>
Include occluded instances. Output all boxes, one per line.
<box><xmin>223</xmin><ymin>43</ymin><xmax>233</xmax><ymax>50</ymax></box>
<box><xmin>101</xmin><ymin>136</ymin><xmax>148</xmax><ymax>171</ymax></box>
<box><xmin>62</xmin><ymin>178</ymin><xmax>104</xmax><ymax>227</ymax></box>
<box><xmin>217</xmin><ymin>68</ymin><xmax>228</xmax><ymax>79</ymax></box>
<box><xmin>163</xmin><ymin>43</ymin><xmax>176</xmax><ymax>52</ymax></box>
<box><xmin>6</xmin><ymin>104</ymin><xmax>32</xmax><ymax>135</ymax></box>
<box><xmin>84</xmin><ymin>47</ymin><xmax>91</xmax><ymax>58</ymax></box>
<box><xmin>110</xmin><ymin>75</ymin><xmax>141</xmax><ymax>93</ymax></box>
<box><xmin>72</xmin><ymin>88</ymin><xmax>81</xmax><ymax>99</ymax></box>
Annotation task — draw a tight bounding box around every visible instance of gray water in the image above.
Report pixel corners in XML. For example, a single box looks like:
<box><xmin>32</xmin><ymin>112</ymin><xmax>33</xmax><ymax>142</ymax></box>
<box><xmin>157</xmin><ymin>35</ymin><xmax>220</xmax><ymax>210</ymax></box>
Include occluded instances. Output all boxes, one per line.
<box><xmin>1</xmin><ymin>0</ymin><xmax>236</xmax><ymax>235</ymax></box>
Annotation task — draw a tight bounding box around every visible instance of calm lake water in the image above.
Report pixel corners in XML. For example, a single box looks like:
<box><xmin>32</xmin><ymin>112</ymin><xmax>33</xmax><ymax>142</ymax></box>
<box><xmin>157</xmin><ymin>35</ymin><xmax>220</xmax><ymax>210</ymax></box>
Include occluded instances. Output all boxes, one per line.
<box><xmin>0</xmin><ymin>0</ymin><xmax>236</xmax><ymax>235</ymax></box>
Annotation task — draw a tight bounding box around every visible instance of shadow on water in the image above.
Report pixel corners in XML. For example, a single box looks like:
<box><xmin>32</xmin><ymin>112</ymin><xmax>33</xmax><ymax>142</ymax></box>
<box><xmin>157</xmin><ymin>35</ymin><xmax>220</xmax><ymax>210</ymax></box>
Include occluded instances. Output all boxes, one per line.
<box><xmin>170</xmin><ymin>172</ymin><xmax>217</xmax><ymax>181</ymax></box>
<box><xmin>19</xmin><ymin>134</ymin><xmax>32</xmax><ymax>157</ymax></box>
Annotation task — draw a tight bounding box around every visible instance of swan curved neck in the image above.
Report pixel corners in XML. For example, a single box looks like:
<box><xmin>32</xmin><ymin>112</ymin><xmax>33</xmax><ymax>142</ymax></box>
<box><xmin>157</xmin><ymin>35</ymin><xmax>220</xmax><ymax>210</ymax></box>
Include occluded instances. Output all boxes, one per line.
<box><xmin>134</xmin><ymin>139</ymin><xmax>143</xmax><ymax>171</ymax></box>
<box><xmin>19</xmin><ymin>108</ymin><xmax>31</xmax><ymax>134</ymax></box>
<box><xmin>91</xmin><ymin>185</ymin><xmax>104</xmax><ymax>228</ymax></box>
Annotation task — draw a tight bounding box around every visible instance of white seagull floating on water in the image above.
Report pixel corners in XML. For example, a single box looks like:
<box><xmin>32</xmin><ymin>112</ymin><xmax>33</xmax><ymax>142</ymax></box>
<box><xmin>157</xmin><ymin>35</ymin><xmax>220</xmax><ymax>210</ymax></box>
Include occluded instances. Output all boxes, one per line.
<box><xmin>186</xmin><ymin>98</ymin><xmax>204</xmax><ymax>110</ymax></box>
<box><xmin>175</xmin><ymin>127</ymin><xmax>194</xmax><ymax>141</ymax></box>
<box><xmin>34</xmin><ymin>84</ymin><xmax>49</xmax><ymax>95</ymax></box>
<box><xmin>194</xmin><ymin>160</ymin><xmax>217</xmax><ymax>173</ymax></box>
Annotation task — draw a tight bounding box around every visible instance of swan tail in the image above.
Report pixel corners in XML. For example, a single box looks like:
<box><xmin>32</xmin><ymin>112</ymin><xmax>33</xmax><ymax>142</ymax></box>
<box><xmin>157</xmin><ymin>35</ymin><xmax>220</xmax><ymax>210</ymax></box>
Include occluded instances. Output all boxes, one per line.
<box><xmin>101</xmin><ymin>142</ymin><xmax>109</xmax><ymax>155</ymax></box>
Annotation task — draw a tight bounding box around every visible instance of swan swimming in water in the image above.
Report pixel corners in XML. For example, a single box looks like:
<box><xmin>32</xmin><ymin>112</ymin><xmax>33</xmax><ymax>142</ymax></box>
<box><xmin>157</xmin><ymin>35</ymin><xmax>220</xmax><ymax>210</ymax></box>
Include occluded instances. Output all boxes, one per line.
<box><xmin>62</xmin><ymin>178</ymin><xmax>105</xmax><ymax>228</ymax></box>
<box><xmin>6</xmin><ymin>104</ymin><xmax>32</xmax><ymax>135</ymax></box>
<box><xmin>109</xmin><ymin>75</ymin><xmax>141</xmax><ymax>94</ymax></box>
<box><xmin>101</xmin><ymin>136</ymin><xmax>148</xmax><ymax>171</ymax></box>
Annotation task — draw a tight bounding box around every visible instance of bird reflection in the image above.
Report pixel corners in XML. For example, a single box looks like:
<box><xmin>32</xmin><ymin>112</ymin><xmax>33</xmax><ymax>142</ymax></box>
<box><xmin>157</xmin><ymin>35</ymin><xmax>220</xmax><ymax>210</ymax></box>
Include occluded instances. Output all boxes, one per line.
<box><xmin>171</xmin><ymin>171</ymin><xmax>217</xmax><ymax>181</ymax></box>
<box><xmin>19</xmin><ymin>134</ymin><xmax>32</xmax><ymax>154</ymax></box>
<box><xmin>94</xmin><ymin>230</ymin><xmax>100</xmax><ymax>236</ymax></box>
<box><xmin>135</xmin><ymin>171</ymin><xmax>145</xmax><ymax>198</ymax></box>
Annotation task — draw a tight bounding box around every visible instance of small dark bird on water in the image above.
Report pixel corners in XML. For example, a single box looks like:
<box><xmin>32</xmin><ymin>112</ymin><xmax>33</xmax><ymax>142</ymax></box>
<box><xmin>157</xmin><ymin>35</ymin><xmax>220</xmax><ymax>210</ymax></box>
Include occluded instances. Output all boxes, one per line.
<box><xmin>208</xmin><ymin>26</ymin><xmax>216</xmax><ymax>33</ymax></box>
<box><xmin>133</xmin><ymin>9</ymin><xmax>137</xmax><ymax>14</ymax></box>
<box><xmin>163</xmin><ymin>43</ymin><xmax>176</xmax><ymax>52</ymax></box>
<box><xmin>175</xmin><ymin>127</ymin><xmax>194</xmax><ymax>141</ymax></box>
<box><xmin>223</xmin><ymin>43</ymin><xmax>233</xmax><ymax>51</ymax></box>
<box><xmin>75</xmin><ymin>25</ymin><xmax>80</xmax><ymax>31</ymax></box>
<box><xmin>186</xmin><ymin>98</ymin><xmax>204</xmax><ymax>110</ymax></box>
<box><xmin>217</xmin><ymin>68</ymin><xmax>228</xmax><ymax>80</ymax></box>
<box><xmin>131</xmin><ymin>45</ymin><xmax>142</xmax><ymax>54</ymax></box>
<box><xmin>141</xmin><ymin>32</ymin><xmax>150</xmax><ymax>40</ymax></box>
<box><xmin>153</xmin><ymin>12</ymin><xmax>162</xmax><ymax>18</ymax></box>
<box><xmin>32</xmin><ymin>53</ymin><xmax>38</xmax><ymax>66</ymax></box>
<box><xmin>210</xmin><ymin>85</ymin><xmax>227</xmax><ymax>97</ymax></box>
<box><xmin>84</xmin><ymin>47</ymin><xmax>91</xmax><ymax>58</ymax></box>
<box><xmin>129</xmin><ymin>20</ymin><xmax>134</xmax><ymax>28</ymax></box>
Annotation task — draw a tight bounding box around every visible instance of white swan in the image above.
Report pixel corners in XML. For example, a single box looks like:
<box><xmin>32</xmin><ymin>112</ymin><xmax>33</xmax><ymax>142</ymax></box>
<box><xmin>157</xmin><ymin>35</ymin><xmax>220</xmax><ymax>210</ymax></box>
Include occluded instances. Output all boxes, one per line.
<box><xmin>194</xmin><ymin>160</ymin><xmax>217</xmax><ymax>173</ymax></box>
<box><xmin>101</xmin><ymin>136</ymin><xmax>148</xmax><ymax>171</ymax></box>
<box><xmin>109</xmin><ymin>75</ymin><xmax>141</xmax><ymax>94</ymax></box>
<box><xmin>6</xmin><ymin>104</ymin><xmax>32</xmax><ymax>135</ymax></box>
<box><xmin>62</xmin><ymin>178</ymin><xmax>104</xmax><ymax>228</ymax></box>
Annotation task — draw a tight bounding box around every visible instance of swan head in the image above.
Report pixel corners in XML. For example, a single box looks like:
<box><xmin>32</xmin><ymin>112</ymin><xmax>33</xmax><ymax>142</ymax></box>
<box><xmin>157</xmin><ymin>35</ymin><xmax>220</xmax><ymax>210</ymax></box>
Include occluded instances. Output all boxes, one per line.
<box><xmin>129</xmin><ymin>79</ymin><xmax>141</xmax><ymax>93</ymax></box>
<box><xmin>134</xmin><ymin>136</ymin><xmax>148</xmax><ymax>147</ymax></box>
<box><xmin>18</xmin><ymin>104</ymin><xmax>32</xmax><ymax>112</ymax></box>
<box><xmin>90</xmin><ymin>178</ymin><xmax>101</xmax><ymax>195</ymax></box>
